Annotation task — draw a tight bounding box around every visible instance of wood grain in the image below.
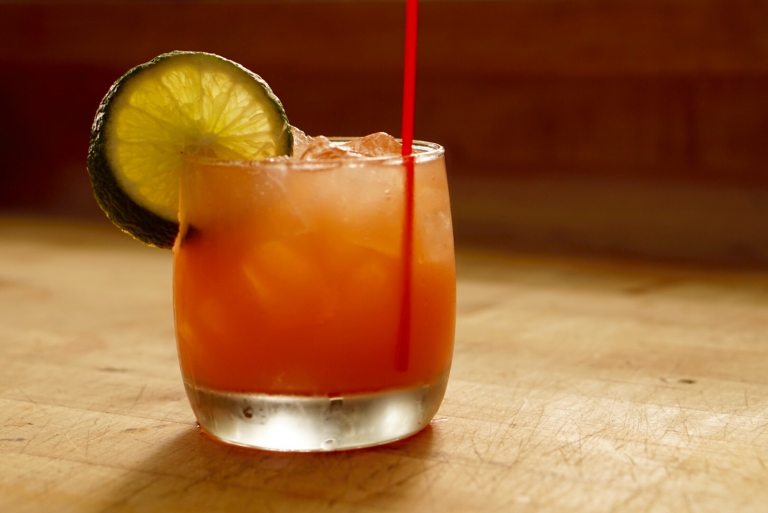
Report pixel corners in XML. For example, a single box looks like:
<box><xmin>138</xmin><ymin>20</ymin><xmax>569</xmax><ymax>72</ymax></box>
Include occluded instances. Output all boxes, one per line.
<box><xmin>1</xmin><ymin>216</ymin><xmax>767</xmax><ymax>512</ymax></box>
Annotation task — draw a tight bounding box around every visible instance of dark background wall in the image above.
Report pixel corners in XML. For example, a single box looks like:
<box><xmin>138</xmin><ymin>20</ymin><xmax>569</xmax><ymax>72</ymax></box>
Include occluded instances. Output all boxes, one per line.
<box><xmin>2</xmin><ymin>0</ymin><xmax>768</xmax><ymax>264</ymax></box>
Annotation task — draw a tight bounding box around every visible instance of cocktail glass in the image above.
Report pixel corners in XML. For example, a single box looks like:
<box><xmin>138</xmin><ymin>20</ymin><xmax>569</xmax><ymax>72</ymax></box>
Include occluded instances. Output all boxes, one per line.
<box><xmin>173</xmin><ymin>139</ymin><xmax>455</xmax><ymax>451</ymax></box>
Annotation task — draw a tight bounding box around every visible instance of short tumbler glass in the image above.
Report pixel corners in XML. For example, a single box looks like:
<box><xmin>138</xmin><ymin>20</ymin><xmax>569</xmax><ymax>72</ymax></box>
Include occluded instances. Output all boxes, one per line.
<box><xmin>173</xmin><ymin>140</ymin><xmax>455</xmax><ymax>451</ymax></box>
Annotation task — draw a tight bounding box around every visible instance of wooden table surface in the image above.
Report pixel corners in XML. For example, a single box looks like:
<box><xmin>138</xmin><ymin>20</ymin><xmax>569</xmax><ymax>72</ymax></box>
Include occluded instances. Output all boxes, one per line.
<box><xmin>1</xmin><ymin>216</ymin><xmax>767</xmax><ymax>513</ymax></box>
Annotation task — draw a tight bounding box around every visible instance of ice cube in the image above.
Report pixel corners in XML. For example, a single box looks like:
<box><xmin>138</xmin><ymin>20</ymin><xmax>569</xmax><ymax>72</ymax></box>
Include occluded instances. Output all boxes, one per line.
<box><xmin>289</xmin><ymin>126</ymin><xmax>311</xmax><ymax>157</ymax></box>
<box><xmin>298</xmin><ymin>135</ymin><xmax>360</xmax><ymax>160</ymax></box>
<box><xmin>287</xmin><ymin>130</ymin><xmax>402</xmax><ymax>160</ymax></box>
<box><xmin>343</xmin><ymin>132</ymin><xmax>402</xmax><ymax>157</ymax></box>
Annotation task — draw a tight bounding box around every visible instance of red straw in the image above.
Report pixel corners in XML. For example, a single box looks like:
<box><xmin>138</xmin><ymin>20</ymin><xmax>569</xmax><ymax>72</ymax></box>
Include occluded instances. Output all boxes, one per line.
<box><xmin>401</xmin><ymin>0</ymin><xmax>417</xmax><ymax>157</ymax></box>
<box><xmin>396</xmin><ymin>0</ymin><xmax>418</xmax><ymax>371</ymax></box>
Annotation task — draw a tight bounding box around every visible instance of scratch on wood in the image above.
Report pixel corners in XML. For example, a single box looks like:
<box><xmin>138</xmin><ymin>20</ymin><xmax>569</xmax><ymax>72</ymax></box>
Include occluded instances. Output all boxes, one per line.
<box><xmin>683</xmin><ymin>492</ymin><xmax>694</xmax><ymax>513</ymax></box>
<box><xmin>646</xmin><ymin>487</ymin><xmax>663</xmax><ymax>513</ymax></box>
<box><xmin>750</xmin><ymin>420</ymin><xmax>768</xmax><ymax>442</ymax></box>
<box><xmin>471</xmin><ymin>437</ymin><xmax>485</xmax><ymax>462</ymax></box>
<box><xmin>547</xmin><ymin>426</ymin><xmax>608</xmax><ymax>460</ymax></box>
<box><xmin>131</xmin><ymin>384</ymin><xmax>147</xmax><ymax>410</ymax></box>
<box><xmin>18</xmin><ymin>389</ymin><xmax>51</xmax><ymax>423</ymax></box>
<box><xmin>122</xmin><ymin>426</ymin><xmax>152</xmax><ymax>433</ymax></box>
<box><xmin>103</xmin><ymin>478</ymin><xmax>157</xmax><ymax>511</ymax></box>
<box><xmin>609</xmin><ymin>487</ymin><xmax>643</xmax><ymax>513</ymax></box>
<box><xmin>98</xmin><ymin>366</ymin><xmax>129</xmax><ymax>373</ymax></box>
<box><xmin>625</xmin><ymin>454</ymin><xmax>639</xmax><ymax>483</ymax></box>
<box><xmin>721</xmin><ymin>419</ymin><xmax>730</xmax><ymax>442</ymax></box>
<box><xmin>180</xmin><ymin>476</ymin><xmax>208</xmax><ymax>494</ymax></box>
<box><xmin>681</xmin><ymin>415</ymin><xmax>691</xmax><ymax>441</ymax></box>
<box><xmin>22</xmin><ymin>431</ymin><xmax>34</xmax><ymax>453</ymax></box>
<box><xmin>63</xmin><ymin>430</ymin><xmax>80</xmax><ymax>452</ymax></box>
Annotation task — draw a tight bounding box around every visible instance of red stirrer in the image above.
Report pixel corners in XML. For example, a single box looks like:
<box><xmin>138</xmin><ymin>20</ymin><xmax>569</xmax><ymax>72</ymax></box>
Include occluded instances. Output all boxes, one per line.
<box><xmin>396</xmin><ymin>0</ymin><xmax>418</xmax><ymax>371</ymax></box>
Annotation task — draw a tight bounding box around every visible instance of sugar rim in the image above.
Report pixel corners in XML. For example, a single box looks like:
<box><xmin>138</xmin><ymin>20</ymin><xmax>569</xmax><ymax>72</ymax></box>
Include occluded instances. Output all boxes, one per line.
<box><xmin>191</xmin><ymin>138</ymin><xmax>445</xmax><ymax>171</ymax></box>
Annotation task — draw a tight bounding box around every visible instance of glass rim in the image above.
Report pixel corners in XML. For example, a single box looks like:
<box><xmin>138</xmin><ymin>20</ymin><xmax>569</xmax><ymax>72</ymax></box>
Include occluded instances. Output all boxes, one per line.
<box><xmin>189</xmin><ymin>138</ymin><xmax>445</xmax><ymax>171</ymax></box>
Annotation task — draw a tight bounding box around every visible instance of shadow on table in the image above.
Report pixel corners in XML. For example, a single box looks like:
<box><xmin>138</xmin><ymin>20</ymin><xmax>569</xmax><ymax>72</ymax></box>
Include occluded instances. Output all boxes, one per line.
<box><xmin>99</xmin><ymin>424</ymin><xmax>441</xmax><ymax>512</ymax></box>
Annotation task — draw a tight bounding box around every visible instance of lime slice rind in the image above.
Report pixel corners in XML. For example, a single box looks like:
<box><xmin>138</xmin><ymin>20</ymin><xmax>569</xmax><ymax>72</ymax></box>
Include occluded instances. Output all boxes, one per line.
<box><xmin>87</xmin><ymin>51</ymin><xmax>292</xmax><ymax>248</ymax></box>
<box><xmin>86</xmin><ymin>134</ymin><xmax>179</xmax><ymax>248</ymax></box>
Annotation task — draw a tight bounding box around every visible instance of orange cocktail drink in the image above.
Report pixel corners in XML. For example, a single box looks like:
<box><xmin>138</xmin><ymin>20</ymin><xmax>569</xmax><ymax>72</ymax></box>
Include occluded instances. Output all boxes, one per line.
<box><xmin>173</xmin><ymin>136</ymin><xmax>454</xmax><ymax>450</ymax></box>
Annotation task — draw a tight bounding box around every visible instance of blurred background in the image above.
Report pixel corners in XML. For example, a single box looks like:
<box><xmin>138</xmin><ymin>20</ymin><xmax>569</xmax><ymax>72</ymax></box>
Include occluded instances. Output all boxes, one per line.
<box><xmin>1</xmin><ymin>0</ymin><xmax>767</xmax><ymax>265</ymax></box>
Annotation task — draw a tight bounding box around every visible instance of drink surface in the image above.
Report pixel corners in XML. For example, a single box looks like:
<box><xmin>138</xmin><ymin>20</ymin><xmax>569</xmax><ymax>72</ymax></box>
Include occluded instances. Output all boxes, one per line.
<box><xmin>173</xmin><ymin>133</ymin><xmax>455</xmax><ymax>395</ymax></box>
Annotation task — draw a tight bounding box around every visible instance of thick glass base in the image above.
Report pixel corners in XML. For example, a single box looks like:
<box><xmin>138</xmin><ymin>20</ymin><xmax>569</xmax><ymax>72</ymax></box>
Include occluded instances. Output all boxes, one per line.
<box><xmin>185</xmin><ymin>374</ymin><xmax>448</xmax><ymax>452</ymax></box>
